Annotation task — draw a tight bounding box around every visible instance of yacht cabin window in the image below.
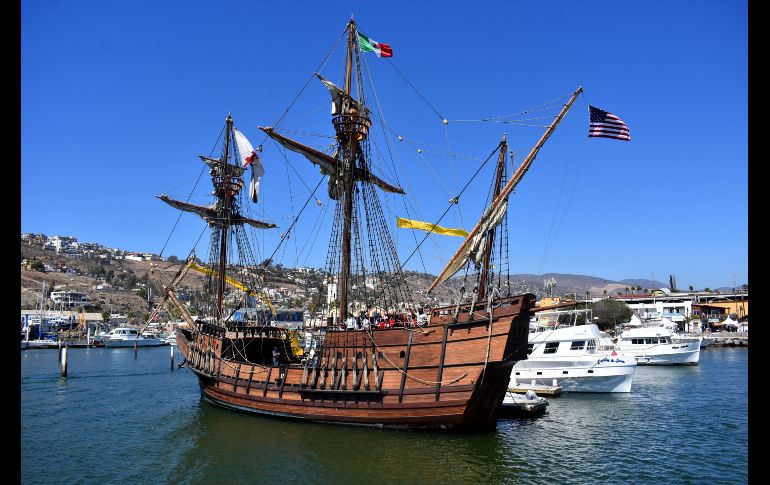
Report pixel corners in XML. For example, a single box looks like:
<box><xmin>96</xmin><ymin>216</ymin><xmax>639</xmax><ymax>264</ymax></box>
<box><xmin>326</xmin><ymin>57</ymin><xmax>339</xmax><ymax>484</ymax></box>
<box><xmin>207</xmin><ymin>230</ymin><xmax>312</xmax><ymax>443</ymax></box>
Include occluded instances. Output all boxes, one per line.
<box><xmin>544</xmin><ymin>342</ymin><xmax>559</xmax><ymax>354</ymax></box>
<box><xmin>587</xmin><ymin>339</ymin><xmax>597</xmax><ymax>351</ymax></box>
<box><xmin>570</xmin><ymin>341</ymin><xmax>586</xmax><ymax>350</ymax></box>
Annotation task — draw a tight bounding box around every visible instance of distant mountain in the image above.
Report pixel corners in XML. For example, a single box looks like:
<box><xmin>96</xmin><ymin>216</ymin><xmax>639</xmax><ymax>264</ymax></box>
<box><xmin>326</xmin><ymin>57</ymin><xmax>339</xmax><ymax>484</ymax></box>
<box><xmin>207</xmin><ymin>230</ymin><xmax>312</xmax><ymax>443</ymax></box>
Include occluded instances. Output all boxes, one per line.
<box><xmin>619</xmin><ymin>279</ymin><xmax>668</xmax><ymax>290</ymax></box>
<box><xmin>507</xmin><ymin>273</ymin><xmax>620</xmax><ymax>296</ymax></box>
<box><xmin>715</xmin><ymin>286</ymin><xmax>737</xmax><ymax>293</ymax></box>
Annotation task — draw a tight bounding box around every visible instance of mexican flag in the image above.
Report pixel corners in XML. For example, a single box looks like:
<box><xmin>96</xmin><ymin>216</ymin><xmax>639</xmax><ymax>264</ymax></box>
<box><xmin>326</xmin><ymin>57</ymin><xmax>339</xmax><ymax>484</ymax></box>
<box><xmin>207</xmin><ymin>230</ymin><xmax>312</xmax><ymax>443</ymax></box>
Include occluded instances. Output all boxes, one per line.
<box><xmin>358</xmin><ymin>31</ymin><xmax>392</xmax><ymax>57</ymax></box>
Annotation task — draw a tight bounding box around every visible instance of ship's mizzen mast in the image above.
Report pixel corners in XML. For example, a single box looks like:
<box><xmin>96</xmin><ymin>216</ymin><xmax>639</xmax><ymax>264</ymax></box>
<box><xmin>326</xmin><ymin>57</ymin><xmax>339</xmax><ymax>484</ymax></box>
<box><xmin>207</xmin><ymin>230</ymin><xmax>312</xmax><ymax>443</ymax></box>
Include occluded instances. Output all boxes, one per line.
<box><xmin>428</xmin><ymin>86</ymin><xmax>584</xmax><ymax>293</ymax></box>
<box><xmin>477</xmin><ymin>134</ymin><xmax>507</xmax><ymax>301</ymax></box>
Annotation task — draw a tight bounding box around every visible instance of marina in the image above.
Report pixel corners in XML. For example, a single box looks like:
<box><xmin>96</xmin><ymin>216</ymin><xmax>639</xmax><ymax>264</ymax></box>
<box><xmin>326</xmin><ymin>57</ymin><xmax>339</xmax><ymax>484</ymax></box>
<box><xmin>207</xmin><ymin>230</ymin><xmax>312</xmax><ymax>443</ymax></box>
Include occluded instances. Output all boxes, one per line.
<box><xmin>20</xmin><ymin>344</ymin><xmax>748</xmax><ymax>483</ymax></box>
<box><xmin>21</xmin><ymin>1</ymin><xmax>747</xmax><ymax>483</ymax></box>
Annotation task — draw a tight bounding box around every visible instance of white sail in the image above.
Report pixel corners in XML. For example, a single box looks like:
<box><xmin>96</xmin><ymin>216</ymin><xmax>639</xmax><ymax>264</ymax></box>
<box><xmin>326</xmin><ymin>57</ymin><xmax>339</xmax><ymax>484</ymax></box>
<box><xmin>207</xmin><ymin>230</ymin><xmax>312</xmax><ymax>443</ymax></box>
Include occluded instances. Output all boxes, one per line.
<box><xmin>233</xmin><ymin>128</ymin><xmax>264</xmax><ymax>202</ymax></box>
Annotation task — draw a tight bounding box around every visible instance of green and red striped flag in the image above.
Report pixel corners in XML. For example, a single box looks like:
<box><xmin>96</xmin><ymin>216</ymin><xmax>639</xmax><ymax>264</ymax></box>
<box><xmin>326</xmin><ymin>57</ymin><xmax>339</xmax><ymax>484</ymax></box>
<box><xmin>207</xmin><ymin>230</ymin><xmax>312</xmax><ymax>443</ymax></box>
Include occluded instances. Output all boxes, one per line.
<box><xmin>358</xmin><ymin>31</ymin><xmax>392</xmax><ymax>57</ymax></box>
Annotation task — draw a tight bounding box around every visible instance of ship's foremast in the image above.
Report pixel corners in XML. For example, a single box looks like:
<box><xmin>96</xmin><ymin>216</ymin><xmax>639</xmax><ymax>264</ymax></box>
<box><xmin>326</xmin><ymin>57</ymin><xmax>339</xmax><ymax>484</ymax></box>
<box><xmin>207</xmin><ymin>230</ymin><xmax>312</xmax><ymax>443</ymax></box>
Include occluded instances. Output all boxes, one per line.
<box><xmin>214</xmin><ymin>116</ymin><xmax>235</xmax><ymax>321</ymax></box>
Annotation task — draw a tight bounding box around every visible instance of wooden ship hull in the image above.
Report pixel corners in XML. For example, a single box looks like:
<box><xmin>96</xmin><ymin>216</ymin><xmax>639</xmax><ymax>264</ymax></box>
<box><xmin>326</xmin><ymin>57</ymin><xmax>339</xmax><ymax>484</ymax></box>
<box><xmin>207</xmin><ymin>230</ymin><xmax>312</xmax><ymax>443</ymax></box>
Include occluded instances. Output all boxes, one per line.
<box><xmin>176</xmin><ymin>293</ymin><xmax>533</xmax><ymax>431</ymax></box>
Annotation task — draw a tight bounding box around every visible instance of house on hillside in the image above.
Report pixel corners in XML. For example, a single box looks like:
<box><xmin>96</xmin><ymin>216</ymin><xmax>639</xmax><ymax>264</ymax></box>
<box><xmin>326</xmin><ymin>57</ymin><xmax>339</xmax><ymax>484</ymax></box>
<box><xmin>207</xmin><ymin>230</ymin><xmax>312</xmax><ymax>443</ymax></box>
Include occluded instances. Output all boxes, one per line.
<box><xmin>50</xmin><ymin>290</ymin><xmax>94</xmax><ymax>308</ymax></box>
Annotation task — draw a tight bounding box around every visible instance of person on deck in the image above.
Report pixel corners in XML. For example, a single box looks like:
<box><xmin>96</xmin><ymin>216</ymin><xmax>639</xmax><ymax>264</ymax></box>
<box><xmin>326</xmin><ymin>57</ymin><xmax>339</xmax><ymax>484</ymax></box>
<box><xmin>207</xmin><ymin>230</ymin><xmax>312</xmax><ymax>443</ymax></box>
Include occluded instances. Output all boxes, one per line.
<box><xmin>417</xmin><ymin>312</ymin><xmax>428</xmax><ymax>327</ymax></box>
<box><xmin>272</xmin><ymin>346</ymin><xmax>280</xmax><ymax>366</ymax></box>
<box><xmin>345</xmin><ymin>316</ymin><xmax>356</xmax><ymax>330</ymax></box>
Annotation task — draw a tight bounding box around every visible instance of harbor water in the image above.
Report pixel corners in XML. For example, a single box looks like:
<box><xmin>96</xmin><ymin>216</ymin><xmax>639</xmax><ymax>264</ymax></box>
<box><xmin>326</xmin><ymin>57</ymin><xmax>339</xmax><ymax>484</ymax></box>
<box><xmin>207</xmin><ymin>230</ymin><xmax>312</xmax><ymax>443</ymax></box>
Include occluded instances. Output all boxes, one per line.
<box><xmin>21</xmin><ymin>346</ymin><xmax>749</xmax><ymax>484</ymax></box>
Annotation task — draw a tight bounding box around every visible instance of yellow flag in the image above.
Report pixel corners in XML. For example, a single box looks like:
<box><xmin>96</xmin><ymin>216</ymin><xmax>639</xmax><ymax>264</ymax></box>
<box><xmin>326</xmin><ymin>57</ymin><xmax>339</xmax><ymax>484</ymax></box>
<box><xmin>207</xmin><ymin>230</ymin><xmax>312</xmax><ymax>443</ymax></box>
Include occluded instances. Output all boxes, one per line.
<box><xmin>397</xmin><ymin>217</ymin><xmax>469</xmax><ymax>237</ymax></box>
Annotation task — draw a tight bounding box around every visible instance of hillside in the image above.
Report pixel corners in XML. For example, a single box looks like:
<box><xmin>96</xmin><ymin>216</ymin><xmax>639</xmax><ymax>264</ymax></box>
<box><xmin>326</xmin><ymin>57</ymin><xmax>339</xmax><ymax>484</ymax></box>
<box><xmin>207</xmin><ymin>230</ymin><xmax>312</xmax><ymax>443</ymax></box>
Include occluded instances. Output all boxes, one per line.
<box><xmin>21</xmin><ymin>240</ymin><xmax>678</xmax><ymax>316</ymax></box>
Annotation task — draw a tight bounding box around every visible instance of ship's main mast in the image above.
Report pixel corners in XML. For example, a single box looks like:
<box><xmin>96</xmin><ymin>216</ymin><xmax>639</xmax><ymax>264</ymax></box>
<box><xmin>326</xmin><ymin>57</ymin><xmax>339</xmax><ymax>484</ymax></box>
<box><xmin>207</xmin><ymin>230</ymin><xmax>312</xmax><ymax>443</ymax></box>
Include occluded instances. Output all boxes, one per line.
<box><xmin>336</xmin><ymin>19</ymin><xmax>369</xmax><ymax>322</ymax></box>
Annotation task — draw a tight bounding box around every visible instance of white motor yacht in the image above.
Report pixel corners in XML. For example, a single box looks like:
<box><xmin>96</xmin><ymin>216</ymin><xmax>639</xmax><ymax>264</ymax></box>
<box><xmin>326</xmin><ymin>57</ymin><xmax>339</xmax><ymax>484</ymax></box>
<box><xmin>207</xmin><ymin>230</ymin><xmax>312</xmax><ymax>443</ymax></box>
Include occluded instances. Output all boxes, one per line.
<box><xmin>511</xmin><ymin>324</ymin><xmax>637</xmax><ymax>393</ymax></box>
<box><xmin>617</xmin><ymin>326</ymin><xmax>701</xmax><ymax>365</ymax></box>
<box><xmin>98</xmin><ymin>327</ymin><xmax>164</xmax><ymax>347</ymax></box>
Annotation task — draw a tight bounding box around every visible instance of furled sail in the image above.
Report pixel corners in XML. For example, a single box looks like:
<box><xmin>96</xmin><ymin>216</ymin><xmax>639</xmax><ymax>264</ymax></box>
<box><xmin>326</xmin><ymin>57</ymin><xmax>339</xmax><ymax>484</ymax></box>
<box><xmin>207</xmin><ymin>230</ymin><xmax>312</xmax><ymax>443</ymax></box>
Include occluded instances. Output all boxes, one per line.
<box><xmin>199</xmin><ymin>155</ymin><xmax>221</xmax><ymax>169</ymax></box>
<box><xmin>316</xmin><ymin>73</ymin><xmax>367</xmax><ymax>117</ymax></box>
<box><xmin>157</xmin><ymin>195</ymin><xmax>276</xmax><ymax>228</ymax></box>
<box><xmin>198</xmin><ymin>155</ymin><xmax>245</xmax><ymax>176</ymax></box>
<box><xmin>259</xmin><ymin>127</ymin><xmax>405</xmax><ymax>197</ymax></box>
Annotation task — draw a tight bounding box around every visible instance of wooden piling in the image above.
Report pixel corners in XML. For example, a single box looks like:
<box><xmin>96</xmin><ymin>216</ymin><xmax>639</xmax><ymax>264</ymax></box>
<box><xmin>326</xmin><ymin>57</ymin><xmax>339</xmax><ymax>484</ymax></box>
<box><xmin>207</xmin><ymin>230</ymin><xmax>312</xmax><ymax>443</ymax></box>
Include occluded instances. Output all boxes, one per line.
<box><xmin>170</xmin><ymin>344</ymin><xmax>175</xmax><ymax>371</ymax></box>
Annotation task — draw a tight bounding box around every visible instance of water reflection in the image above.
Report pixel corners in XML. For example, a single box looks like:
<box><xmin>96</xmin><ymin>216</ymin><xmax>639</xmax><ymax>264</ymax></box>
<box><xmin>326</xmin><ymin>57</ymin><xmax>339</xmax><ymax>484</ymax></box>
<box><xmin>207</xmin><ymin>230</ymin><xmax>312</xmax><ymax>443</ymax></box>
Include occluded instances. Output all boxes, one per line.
<box><xmin>22</xmin><ymin>347</ymin><xmax>748</xmax><ymax>485</ymax></box>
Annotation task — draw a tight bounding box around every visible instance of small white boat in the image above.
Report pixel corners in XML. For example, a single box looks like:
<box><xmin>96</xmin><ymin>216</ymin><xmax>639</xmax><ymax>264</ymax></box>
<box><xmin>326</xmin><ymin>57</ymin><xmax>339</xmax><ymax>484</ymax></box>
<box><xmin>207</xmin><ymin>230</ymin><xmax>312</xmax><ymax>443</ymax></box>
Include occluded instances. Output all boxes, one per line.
<box><xmin>98</xmin><ymin>327</ymin><xmax>164</xmax><ymax>347</ymax></box>
<box><xmin>163</xmin><ymin>333</ymin><xmax>177</xmax><ymax>346</ymax></box>
<box><xmin>20</xmin><ymin>338</ymin><xmax>59</xmax><ymax>350</ymax></box>
<box><xmin>512</xmin><ymin>324</ymin><xmax>637</xmax><ymax>393</ymax></box>
<box><xmin>617</xmin><ymin>326</ymin><xmax>700</xmax><ymax>365</ymax></box>
<box><xmin>500</xmin><ymin>390</ymin><xmax>549</xmax><ymax>418</ymax></box>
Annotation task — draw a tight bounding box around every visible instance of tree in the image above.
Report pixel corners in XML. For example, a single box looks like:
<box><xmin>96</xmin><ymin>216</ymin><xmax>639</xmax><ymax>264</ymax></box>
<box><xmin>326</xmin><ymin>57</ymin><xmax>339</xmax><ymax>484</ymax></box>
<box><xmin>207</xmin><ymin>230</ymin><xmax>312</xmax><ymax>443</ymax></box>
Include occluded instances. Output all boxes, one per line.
<box><xmin>591</xmin><ymin>298</ymin><xmax>632</xmax><ymax>330</ymax></box>
<box><xmin>167</xmin><ymin>255</ymin><xmax>179</xmax><ymax>263</ymax></box>
<box><xmin>704</xmin><ymin>287</ymin><xmax>711</xmax><ymax>293</ymax></box>
<box><xmin>558</xmin><ymin>312</ymin><xmax>587</xmax><ymax>326</ymax></box>
<box><xmin>102</xmin><ymin>311</ymin><xmax>110</xmax><ymax>323</ymax></box>
<box><xmin>29</xmin><ymin>260</ymin><xmax>45</xmax><ymax>272</ymax></box>
<box><xmin>689</xmin><ymin>285</ymin><xmax>694</xmax><ymax>292</ymax></box>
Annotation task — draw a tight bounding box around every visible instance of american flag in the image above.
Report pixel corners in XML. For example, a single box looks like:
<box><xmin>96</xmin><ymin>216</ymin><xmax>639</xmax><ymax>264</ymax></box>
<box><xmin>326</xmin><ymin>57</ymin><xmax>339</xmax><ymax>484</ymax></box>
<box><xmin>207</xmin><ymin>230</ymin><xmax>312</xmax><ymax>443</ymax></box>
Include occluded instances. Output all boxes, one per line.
<box><xmin>589</xmin><ymin>105</ymin><xmax>630</xmax><ymax>141</ymax></box>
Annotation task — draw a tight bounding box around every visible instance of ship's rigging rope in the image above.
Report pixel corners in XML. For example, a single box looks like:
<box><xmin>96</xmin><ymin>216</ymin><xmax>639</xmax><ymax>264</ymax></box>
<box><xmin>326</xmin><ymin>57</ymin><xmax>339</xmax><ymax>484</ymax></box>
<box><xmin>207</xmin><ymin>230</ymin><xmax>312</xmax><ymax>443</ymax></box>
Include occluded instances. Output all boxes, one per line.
<box><xmin>397</xmin><ymin>140</ymin><xmax>502</xmax><ymax>269</ymax></box>
<box><xmin>362</xmin><ymin>327</ymin><xmax>467</xmax><ymax>386</ymax></box>
<box><xmin>157</xmin><ymin>124</ymin><xmax>225</xmax><ymax>258</ymax></box>
<box><xmin>385</xmin><ymin>59</ymin><xmax>446</xmax><ymax>123</ymax></box>
<box><xmin>447</xmin><ymin>92</ymin><xmax>573</xmax><ymax>124</ymax></box>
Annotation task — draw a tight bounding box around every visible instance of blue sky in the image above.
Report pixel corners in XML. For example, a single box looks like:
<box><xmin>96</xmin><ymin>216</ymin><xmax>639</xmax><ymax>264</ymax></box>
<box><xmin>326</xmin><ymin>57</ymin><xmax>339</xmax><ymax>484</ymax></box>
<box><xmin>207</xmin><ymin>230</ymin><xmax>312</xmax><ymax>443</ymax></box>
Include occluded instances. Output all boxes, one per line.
<box><xmin>21</xmin><ymin>0</ymin><xmax>748</xmax><ymax>290</ymax></box>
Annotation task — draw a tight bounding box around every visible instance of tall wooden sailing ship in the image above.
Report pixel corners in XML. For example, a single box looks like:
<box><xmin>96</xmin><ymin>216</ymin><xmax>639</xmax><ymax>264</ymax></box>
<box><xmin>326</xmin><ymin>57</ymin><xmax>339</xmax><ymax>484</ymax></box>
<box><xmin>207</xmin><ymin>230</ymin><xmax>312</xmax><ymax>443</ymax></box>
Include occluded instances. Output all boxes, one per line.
<box><xmin>161</xmin><ymin>20</ymin><xmax>582</xmax><ymax>431</ymax></box>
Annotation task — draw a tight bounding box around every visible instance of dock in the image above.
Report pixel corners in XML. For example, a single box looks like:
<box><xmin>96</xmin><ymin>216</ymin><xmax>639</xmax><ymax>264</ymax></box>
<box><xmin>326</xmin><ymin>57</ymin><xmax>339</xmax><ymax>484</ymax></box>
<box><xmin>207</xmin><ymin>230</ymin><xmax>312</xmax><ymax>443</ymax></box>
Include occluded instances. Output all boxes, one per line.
<box><xmin>507</xmin><ymin>384</ymin><xmax>562</xmax><ymax>396</ymax></box>
<box><xmin>704</xmin><ymin>332</ymin><xmax>748</xmax><ymax>347</ymax></box>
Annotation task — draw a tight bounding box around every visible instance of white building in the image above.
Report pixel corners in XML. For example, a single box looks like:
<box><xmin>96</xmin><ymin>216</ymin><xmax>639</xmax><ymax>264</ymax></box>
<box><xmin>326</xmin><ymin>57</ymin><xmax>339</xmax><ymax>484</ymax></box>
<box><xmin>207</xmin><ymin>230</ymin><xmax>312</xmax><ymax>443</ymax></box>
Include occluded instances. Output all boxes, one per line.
<box><xmin>601</xmin><ymin>294</ymin><xmax>694</xmax><ymax>325</ymax></box>
<box><xmin>50</xmin><ymin>290</ymin><xmax>93</xmax><ymax>308</ymax></box>
<box><xmin>45</xmin><ymin>235</ymin><xmax>78</xmax><ymax>253</ymax></box>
